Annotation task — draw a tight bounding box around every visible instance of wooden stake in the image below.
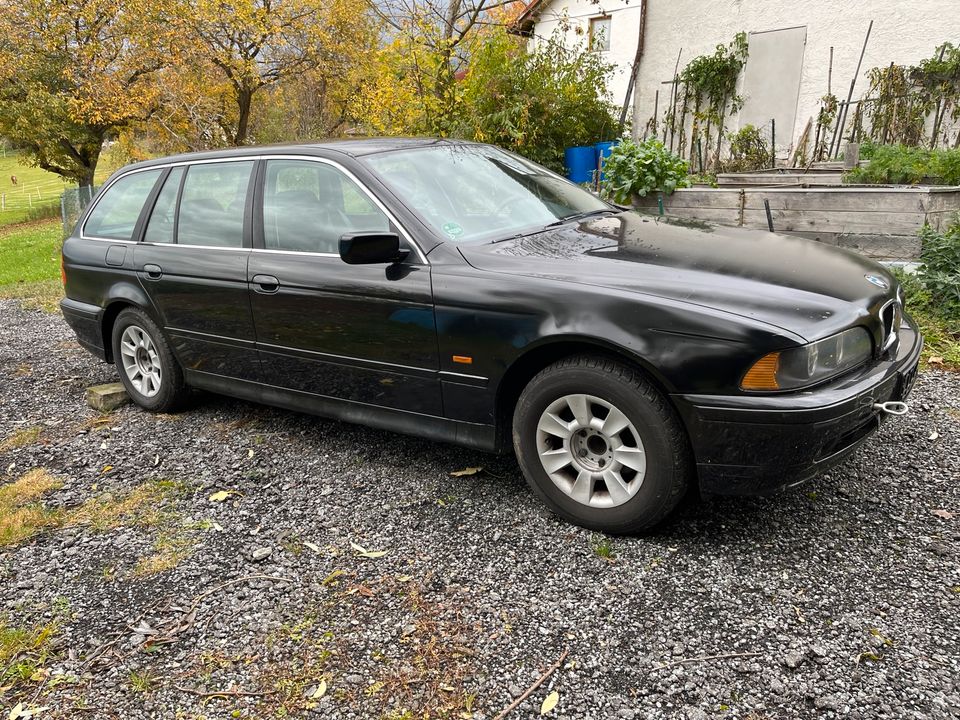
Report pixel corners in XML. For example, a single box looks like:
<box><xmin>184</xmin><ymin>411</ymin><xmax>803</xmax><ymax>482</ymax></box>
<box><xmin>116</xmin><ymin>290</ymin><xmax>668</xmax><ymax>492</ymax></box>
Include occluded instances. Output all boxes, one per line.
<box><xmin>831</xmin><ymin>20</ymin><xmax>873</xmax><ymax>159</ymax></box>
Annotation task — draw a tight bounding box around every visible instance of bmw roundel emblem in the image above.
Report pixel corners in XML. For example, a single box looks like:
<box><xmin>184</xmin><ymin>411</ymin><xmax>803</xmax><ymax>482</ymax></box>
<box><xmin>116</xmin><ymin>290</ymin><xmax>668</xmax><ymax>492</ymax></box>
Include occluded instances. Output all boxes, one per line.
<box><xmin>865</xmin><ymin>274</ymin><xmax>889</xmax><ymax>289</ymax></box>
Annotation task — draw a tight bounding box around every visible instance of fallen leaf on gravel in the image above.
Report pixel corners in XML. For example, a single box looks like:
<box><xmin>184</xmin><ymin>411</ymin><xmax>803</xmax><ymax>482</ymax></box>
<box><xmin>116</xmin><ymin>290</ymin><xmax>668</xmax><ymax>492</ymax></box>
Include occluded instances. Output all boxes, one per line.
<box><xmin>450</xmin><ymin>467</ymin><xmax>483</xmax><ymax>477</ymax></box>
<box><xmin>303</xmin><ymin>541</ymin><xmax>322</xmax><ymax>553</ymax></box>
<box><xmin>541</xmin><ymin>690</ymin><xmax>559</xmax><ymax>715</ymax></box>
<box><xmin>311</xmin><ymin>680</ymin><xmax>327</xmax><ymax>699</ymax></box>
<box><xmin>208</xmin><ymin>490</ymin><xmax>237</xmax><ymax>502</ymax></box>
<box><xmin>929</xmin><ymin>431</ymin><xmax>940</xmax><ymax>440</ymax></box>
<box><xmin>247</xmin><ymin>449</ymin><xmax>254</xmax><ymax>458</ymax></box>
<box><xmin>346</xmin><ymin>583</ymin><xmax>375</xmax><ymax>597</ymax></box>
<box><xmin>322</xmin><ymin>569</ymin><xmax>345</xmax><ymax>585</ymax></box>
<box><xmin>928</xmin><ymin>356</ymin><xmax>944</xmax><ymax>365</ymax></box>
<box><xmin>101</xmin><ymin>465</ymin><xmax>113</xmax><ymax>474</ymax></box>
<box><xmin>932</xmin><ymin>509</ymin><xmax>955</xmax><ymax>519</ymax></box>
<box><xmin>153</xmin><ymin>455</ymin><xmax>160</xmax><ymax>467</ymax></box>
<box><xmin>396</xmin><ymin>574</ymin><xmax>413</xmax><ymax>582</ymax></box>
<box><xmin>8</xmin><ymin>704</ymin><xmax>22</xmax><ymax>720</ymax></box>
<box><xmin>350</xmin><ymin>542</ymin><xmax>388</xmax><ymax>559</ymax></box>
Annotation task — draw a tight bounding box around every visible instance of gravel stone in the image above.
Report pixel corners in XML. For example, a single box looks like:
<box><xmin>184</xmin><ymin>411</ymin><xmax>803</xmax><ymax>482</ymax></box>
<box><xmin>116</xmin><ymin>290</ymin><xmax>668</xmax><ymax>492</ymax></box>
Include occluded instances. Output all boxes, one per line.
<box><xmin>1</xmin><ymin>300</ymin><xmax>959</xmax><ymax>718</ymax></box>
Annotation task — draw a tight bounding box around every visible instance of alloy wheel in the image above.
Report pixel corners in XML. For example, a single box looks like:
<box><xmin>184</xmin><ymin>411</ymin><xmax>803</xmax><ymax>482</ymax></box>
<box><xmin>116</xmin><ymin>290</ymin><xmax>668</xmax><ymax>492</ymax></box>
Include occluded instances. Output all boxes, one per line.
<box><xmin>535</xmin><ymin>393</ymin><xmax>647</xmax><ymax>508</ymax></box>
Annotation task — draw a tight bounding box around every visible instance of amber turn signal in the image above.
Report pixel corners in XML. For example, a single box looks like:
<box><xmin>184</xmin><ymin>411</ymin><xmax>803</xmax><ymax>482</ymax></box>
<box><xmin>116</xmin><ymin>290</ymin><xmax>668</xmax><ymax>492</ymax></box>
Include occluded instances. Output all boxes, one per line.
<box><xmin>452</xmin><ymin>355</ymin><xmax>473</xmax><ymax>365</ymax></box>
<box><xmin>60</xmin><ymin>256</ymin><xmax>66</xmax><ymax>287</ymax></box>
<box><xmin>741</xmin><ymin>352</ymin><xmax>780</xmax><ymax>391</ymax></box>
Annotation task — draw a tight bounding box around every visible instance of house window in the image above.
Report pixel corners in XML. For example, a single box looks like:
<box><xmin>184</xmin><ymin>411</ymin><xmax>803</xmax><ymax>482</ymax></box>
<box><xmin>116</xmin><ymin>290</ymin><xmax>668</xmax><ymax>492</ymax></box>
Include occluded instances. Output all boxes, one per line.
<box><xmin>590</xmin><ymin>16</ymin><xmax>611</xmax><ymax>52</ymax></box>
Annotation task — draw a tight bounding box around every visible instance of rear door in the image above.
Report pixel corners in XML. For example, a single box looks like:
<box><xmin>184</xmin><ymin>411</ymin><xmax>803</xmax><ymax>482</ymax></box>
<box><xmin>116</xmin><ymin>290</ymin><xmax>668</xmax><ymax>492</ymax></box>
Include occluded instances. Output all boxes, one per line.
<box><xmin>247</xmin><ymin>157</ymin><xmax>441</xmax><ymax>415</ymax></box>
<box><xmin>133</xmin><ymin>159</ymin><xmax>261</xmax><ymax>380</ymax></box>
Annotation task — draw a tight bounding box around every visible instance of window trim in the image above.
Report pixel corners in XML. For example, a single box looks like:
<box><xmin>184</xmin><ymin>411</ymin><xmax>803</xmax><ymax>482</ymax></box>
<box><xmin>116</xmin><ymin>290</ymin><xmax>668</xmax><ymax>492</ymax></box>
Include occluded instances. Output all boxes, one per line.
<box><xmin>252</xmin><ymin>155</ymin><xmax>426</xmax><ymax>264</ymax></box>
<box><xmin>80</xmin><ymin>167</ymin><xmax>165</xmax><ymax>243</ymax></box>
<box><xmin>82</xmin><ymin>155</ymin><xmax>428</xmax><ymax>264</ymax></box>
<box><xmin>589</xmin><ymin>15</ymin><xmax>611</xmax><ymax>53</ymax></box>
<box><xmin>139</xmin><ymin>165</ymin><xmax>185</xmax><ymax>246</ymax></box>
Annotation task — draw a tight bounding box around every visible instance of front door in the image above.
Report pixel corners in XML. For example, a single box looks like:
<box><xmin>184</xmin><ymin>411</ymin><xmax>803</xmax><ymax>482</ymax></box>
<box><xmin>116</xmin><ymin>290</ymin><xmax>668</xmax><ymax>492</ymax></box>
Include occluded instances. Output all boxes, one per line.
<box><xmin>133</xmin><ymin>159</ymin><xmax>261</xmax><ymax>380</ymax></box>
<box><xmin>247</xmin><ymin>158</ymin><xmax>441</xmax><ymax>415</ymax></box>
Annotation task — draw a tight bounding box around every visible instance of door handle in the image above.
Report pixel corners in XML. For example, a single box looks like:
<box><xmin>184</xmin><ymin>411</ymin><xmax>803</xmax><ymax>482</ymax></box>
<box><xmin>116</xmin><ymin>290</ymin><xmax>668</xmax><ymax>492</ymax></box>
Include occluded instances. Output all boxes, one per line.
<box><xmin>143</xmin><ymin>264</ymin><xmax>163</xmax><ymax>280</ymax></box>
<box><xmin>252</xmin><ymin>274</ymin><xmax>280</xmax><ymax>294</ymax></box>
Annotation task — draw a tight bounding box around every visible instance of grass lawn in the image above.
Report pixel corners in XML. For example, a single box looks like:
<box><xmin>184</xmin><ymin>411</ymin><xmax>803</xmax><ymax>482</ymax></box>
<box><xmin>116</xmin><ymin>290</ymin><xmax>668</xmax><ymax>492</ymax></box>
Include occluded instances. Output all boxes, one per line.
<box><xmin>0</xmin><ymin>219</ymin><xmax>63</xmax><ymax>311</ymax></box>
<box><xmin>0</xmin><ymin>151</ymin><xmax>70</xmax><ymax>229</ymax></box>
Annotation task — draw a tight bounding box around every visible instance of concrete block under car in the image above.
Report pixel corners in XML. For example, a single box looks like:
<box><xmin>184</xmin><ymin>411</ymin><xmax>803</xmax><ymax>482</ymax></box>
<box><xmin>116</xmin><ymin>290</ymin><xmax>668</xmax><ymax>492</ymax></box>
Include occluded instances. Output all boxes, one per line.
<box><xmin>85</xmin><ymin>382</ymin><xmax>129</xmax><ymax>412</ymax></box>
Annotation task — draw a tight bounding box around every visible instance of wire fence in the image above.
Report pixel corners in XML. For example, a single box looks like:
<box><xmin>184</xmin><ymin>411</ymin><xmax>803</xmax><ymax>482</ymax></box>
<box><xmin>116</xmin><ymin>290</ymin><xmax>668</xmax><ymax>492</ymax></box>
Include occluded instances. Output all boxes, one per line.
<box><xmin>60</xmin><ymin>186</ymin><xmax>98</xmax><ymax>237</ymax></box>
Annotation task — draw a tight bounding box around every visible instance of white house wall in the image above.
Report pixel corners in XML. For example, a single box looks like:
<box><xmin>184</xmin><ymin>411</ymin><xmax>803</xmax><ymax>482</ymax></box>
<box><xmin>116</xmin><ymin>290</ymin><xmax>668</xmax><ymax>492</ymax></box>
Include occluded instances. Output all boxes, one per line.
<box><xmin>631</xmin><ymin>0</ymin><xmax>960</xmax><ymax>154</ymax></box>
<box><xmin>526</xmin><ymin>0</ymin><xmax>644</xmax><ymax>110</ymax></box>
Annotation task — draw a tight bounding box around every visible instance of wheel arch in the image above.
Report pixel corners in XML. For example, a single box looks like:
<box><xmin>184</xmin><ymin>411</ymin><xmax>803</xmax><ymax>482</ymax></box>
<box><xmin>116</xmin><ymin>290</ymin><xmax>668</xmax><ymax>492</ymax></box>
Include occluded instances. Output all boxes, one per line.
<box><xmin>494</xmin><ymin>336</ymin><xmax>679</xmax><ymax>451</ymax></box>
<box><xmin>100</xmin><ymin>284</ymin><xmax>158</xmax><ymax>363</ymax></box>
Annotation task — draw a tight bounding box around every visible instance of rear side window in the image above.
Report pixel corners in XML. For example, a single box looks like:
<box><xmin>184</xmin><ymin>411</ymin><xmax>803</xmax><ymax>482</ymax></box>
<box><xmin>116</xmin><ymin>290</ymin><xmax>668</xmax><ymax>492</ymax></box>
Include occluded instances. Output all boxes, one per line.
<box><xmin>143</xmin><ymin>167</ymin><xmax>184</xmax><ymax>244</ymax></box>
<box><xmin>177</xmin><ymin>161</ymin><xmax>254</xmax><ymax>247</ymax></box>
<box><xmin>262</xmin><ymin>159</ymin><xmax>389</xmax><ymax>253</ymax></box>
<box><xmin>84</xmin><ymin>170</ymin><xmax>162</xmax><ymax>241</ymax></box>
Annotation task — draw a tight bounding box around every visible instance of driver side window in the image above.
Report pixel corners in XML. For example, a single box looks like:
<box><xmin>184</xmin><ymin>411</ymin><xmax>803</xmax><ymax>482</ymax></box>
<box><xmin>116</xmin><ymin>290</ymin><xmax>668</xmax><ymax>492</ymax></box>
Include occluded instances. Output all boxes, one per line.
<box><xmin>261</xmin><ymin>160</ymin><xmax>389</xmax><ymax>253</ymax></box>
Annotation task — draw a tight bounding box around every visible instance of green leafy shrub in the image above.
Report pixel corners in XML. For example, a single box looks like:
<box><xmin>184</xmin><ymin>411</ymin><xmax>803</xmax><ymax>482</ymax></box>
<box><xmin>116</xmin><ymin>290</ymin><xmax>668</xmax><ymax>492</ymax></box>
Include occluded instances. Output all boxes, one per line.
<box><xmin>449</xmin><ymin>28</ymin><xmax>618</xmax><ymax>172</ymax></box>
<box><xmin>721</xmin><ymin>124</ymin><xmax>770</xmax><ymax>172</ymax></box>
<box><xmin>845</xmin><ymin>144</ymin><xmax>960</xmax><ymax>185</ymax></box>
<box><xmin>892</xmin><ymin>219</ymin><xmax>960</xmax><ymax>368</ymax></box>
<box><xmin>601</xmin><ymin>138</ymin><xmax>690</xmax><ymax>204</ymax></box>
<box><xmin>918</xmin><ymin>223</ymin><xmax>960</xmax><ymax>318</ymax></box>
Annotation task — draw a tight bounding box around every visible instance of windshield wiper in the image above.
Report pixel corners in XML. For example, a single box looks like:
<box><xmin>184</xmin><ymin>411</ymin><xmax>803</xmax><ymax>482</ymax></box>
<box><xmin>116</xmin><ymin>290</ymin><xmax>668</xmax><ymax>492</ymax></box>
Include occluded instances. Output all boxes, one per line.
<box><xmin>543</xmin><ymin>208</ymin><xmax>616</xmax><ymax>228</ymax></box>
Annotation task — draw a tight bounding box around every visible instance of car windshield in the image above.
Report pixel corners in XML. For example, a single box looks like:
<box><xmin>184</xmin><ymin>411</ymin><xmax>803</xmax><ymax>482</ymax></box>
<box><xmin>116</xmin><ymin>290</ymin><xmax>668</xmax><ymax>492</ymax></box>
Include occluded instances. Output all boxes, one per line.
<box><xmin>362</xmin><ymin>144</ymin><xmax>611</xmax><ymax>242</ymax></box>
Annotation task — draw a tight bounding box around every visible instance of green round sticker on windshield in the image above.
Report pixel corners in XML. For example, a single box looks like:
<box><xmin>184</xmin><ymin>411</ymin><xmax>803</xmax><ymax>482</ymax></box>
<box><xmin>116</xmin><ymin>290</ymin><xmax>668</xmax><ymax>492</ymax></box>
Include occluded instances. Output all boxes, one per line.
<box><xmin>442</xmin><ymin>222</ymin><xmax>464</xmax><ymax>238</ymax></box>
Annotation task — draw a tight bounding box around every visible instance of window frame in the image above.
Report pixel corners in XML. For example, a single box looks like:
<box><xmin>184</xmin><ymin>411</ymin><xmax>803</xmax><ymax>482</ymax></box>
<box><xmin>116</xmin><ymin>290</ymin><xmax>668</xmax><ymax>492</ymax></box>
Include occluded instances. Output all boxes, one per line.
<box><xmin>171</xmin><ymin>159</ymin><xmax>257</xmax><ymax>250</ymax></box>
<box><xmin>251</xmin><ymin>155</ymin><xmax>426</xmax><ymax>263</ymax></box>
<box><xmin>255</xmin><ymin>157</ymin><xmax>394</xmax><ymax>258</ymax></box>
<box><xmin>589</xmin><ymin>15</ymin><xmax>612</xmax><ymax>53</ymax></box>
<box><xmin>140</xmin><ymin>165</ymin><xmax>186</xmax><ymax>246</ymax></box>
<box><xmin>82</xmin><ymin>154</ymin><xmax>426</xmax><ymax>264</ymax></box>
<box><xmin>80</xmin><ymin>167</ymin><xmax>165</xmax><ymax>243</ymax></box>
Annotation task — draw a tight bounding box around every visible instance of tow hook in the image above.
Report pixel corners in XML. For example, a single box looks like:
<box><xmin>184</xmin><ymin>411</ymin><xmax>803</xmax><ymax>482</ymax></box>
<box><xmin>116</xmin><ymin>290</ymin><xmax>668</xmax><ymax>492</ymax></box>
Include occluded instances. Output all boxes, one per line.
<box><xmin>874</xmin><ymin>401</ymin><xmax>909</xmax><ymax>416</ymax></box>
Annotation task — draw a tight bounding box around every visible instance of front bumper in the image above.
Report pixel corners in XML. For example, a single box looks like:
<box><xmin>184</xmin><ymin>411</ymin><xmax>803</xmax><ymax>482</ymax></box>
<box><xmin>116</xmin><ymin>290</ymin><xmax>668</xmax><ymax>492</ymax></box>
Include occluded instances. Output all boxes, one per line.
<box><xmin>672</xmin><ymin>317</ymin><xmax>923</xmax><ymax>496</ymax></box>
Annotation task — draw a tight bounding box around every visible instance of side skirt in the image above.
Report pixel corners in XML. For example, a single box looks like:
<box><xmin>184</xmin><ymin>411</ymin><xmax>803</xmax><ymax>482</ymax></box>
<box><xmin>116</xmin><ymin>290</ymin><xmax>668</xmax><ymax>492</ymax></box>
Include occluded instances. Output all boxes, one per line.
<box><xmin>183</xmin><ymin>369</ymin><xmax>497</xmax><ymax>452</ymax></box>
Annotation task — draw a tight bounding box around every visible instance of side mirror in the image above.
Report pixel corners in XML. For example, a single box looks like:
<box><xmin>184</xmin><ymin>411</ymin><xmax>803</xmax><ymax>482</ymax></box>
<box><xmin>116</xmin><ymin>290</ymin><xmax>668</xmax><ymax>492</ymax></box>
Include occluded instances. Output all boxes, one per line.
<box><xmin>339</xmin><ymin>232</ymin><xmax>407</xmax><ymax>265</ymax></box>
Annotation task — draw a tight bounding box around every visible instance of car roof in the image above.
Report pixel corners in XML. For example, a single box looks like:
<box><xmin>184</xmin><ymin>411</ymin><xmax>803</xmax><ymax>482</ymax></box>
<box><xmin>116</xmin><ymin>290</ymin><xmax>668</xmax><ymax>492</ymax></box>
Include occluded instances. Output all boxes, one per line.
<box><xmin>119</xmin><ymin>137</ymin><xmax>479</xmax><ymax>173</ymax></box>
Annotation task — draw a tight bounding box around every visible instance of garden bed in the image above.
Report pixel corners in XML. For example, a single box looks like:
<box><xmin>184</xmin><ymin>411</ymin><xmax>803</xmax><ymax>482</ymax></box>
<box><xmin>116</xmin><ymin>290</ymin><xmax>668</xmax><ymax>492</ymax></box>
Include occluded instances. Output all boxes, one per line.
<box><xmin>633</xmin><ymin>185</ymin><xmax>960</xmax><ymax>259</ymax></box>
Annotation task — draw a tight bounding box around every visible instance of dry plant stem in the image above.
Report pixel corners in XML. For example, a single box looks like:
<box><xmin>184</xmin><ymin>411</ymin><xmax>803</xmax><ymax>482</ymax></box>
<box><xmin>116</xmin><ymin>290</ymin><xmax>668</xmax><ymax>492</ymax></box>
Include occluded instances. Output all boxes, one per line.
<box><xmin>493</xmin><ymin>647</ymin><xmax>570</xmax><ymax>720</ymax></box>
<box><xmin>186</xmin><ymin>574</ymin><xmax>292</xmax><ymax>614</ymax></box>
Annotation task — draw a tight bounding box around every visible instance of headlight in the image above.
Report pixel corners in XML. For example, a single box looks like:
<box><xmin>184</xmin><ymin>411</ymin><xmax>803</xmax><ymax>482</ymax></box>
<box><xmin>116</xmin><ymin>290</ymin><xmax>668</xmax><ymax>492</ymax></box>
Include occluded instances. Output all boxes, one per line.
<box><xmin>741</xmin><ymin>328</ymin><xmax>873</xmax><ymax>391</ymax></box>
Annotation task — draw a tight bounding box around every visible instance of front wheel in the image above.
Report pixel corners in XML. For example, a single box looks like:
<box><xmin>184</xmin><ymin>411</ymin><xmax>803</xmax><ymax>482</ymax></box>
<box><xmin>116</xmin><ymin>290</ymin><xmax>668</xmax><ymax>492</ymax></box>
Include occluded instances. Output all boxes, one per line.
<box><xmin>513</xmin><ymin>356</ymin><xmax>691</xmax><ymax>534</ymax></box>
<box><xmin>111</xmin><ymin>307</ymin><xmax>188</xmax><ymax>412</ymax></box>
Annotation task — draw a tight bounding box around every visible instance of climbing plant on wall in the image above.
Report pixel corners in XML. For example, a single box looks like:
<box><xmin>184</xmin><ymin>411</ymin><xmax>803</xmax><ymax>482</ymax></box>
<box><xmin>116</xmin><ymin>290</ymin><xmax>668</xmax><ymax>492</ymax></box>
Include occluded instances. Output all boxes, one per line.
<box><xmin>854</xmin><ymin>43</ymin><xmax>960</xmax><ymax>149</ymax></box>
<box><xmin>661</xmin><ymin>32</ymin><xmax>748</xmax><ymax>173</ymax></box>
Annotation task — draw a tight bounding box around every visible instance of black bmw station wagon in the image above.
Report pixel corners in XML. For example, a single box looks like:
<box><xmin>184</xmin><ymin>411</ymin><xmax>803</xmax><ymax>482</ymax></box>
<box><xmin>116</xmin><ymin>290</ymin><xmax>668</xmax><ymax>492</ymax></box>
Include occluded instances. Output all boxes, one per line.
<box><xmin>61</xmin><ymin>139</ymin><xmax>922</xmax><ymax>533</ymax></box>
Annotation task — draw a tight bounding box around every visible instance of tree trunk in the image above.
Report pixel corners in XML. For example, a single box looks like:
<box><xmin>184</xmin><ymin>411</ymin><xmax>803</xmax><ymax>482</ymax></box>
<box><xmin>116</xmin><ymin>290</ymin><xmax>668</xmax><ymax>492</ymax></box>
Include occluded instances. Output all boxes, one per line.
<box><xmin>234</xmin><ymin>86</ymin><xmax>255</xmax><ymax>145</ymax></box>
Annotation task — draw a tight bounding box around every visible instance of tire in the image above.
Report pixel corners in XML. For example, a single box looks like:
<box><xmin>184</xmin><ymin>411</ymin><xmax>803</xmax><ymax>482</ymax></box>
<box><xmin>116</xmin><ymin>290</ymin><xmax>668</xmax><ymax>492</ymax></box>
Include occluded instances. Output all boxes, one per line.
<box><xmin>111</xmin><ymin>307</ymin><xmax>188</xmax><ymax>412</ymax></box>
<box><xmin>512</xmin><ymin>355</ymin><xmax>691</xmax><ymax>534</ymax></box>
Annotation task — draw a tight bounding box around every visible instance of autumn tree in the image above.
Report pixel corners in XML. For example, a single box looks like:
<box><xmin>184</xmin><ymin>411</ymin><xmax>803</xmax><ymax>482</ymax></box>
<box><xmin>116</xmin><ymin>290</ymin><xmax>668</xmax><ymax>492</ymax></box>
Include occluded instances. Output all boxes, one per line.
<box><xmin>0</xmin><ymin>0</ymin><xmax>171</xmax><ymax>187</ymax></box>
<box><xmin>167</xmin><ymin>0</ymin><xmax>374</xmax><ymax>147</ymax></box>
<box><xmin>362</xmin><ymin>0</ymin><xmax>520</xmax><ymax>131</ymax></box>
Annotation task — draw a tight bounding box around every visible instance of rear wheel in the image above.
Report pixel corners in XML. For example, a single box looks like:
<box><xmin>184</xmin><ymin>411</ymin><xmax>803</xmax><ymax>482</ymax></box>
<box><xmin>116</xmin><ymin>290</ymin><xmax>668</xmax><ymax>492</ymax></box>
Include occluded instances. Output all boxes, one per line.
<box><xmin>513</xmin><ymin>355</ymin><xmax>690</xmax><ymax>534</ymax></box>
<box><xmin>111</xmin><ymin>307</ymin><xmax>187</xmax><ymax>412</ymax></box>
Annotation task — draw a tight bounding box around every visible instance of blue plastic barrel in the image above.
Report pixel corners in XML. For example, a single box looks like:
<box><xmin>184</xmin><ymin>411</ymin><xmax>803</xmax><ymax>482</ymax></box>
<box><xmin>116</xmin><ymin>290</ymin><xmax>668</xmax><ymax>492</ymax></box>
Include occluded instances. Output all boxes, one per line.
<box><xmin>564</xmin><ymin>146</ymin><xmax>598</xmax><ymax>184</ymax></box>
<box><xmin>595</xmin><ymin>140</ymin><xmax>620</xmax><ymax>181</ymax></box>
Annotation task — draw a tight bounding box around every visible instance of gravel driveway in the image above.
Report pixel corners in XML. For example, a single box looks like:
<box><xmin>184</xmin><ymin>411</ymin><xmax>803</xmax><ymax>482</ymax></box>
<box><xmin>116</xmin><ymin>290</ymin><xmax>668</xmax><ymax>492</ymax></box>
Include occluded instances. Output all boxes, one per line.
<box><xmin>1</xmin><ymin>300</ymin><xmax>958</xmax><ymax>720</ymax></box>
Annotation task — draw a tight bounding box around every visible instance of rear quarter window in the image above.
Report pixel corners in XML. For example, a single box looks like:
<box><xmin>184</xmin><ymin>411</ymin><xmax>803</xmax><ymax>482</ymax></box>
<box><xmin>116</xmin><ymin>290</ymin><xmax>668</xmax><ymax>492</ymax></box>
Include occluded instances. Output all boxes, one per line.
<box><xmin>84</xmin><ymin>170</ymin><xmax>163</xmax><ymax>241</ymax></box>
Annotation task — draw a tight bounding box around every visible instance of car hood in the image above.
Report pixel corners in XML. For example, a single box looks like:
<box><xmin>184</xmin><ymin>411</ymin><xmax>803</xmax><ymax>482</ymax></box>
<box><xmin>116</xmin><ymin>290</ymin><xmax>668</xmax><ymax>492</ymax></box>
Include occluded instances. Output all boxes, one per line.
<box><xmin>457</xmin><ymin>211</ymin><xmax>896</xmax><ymax>342</ymax></box>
